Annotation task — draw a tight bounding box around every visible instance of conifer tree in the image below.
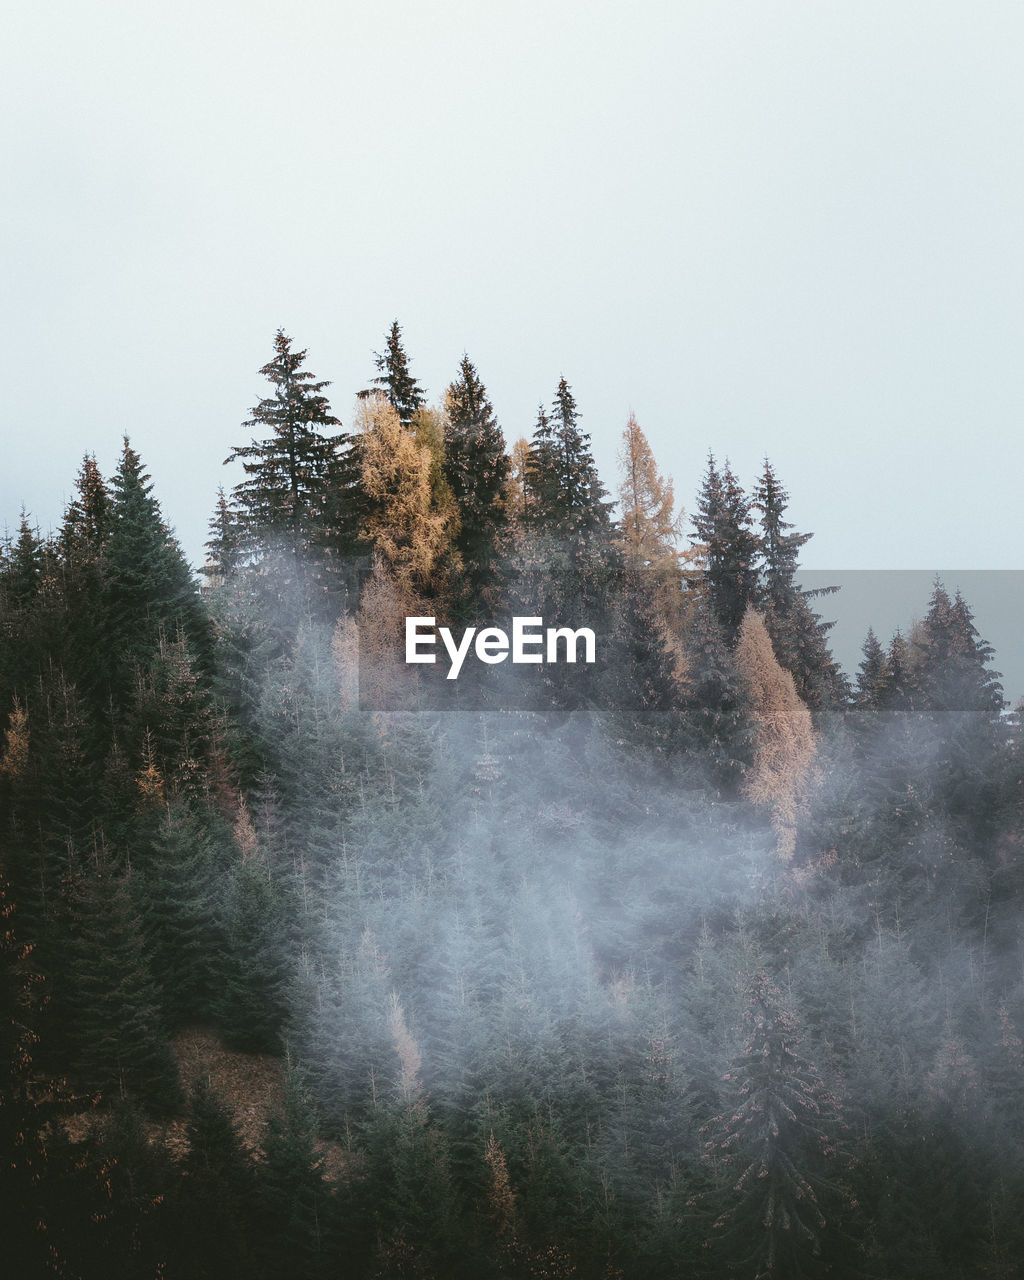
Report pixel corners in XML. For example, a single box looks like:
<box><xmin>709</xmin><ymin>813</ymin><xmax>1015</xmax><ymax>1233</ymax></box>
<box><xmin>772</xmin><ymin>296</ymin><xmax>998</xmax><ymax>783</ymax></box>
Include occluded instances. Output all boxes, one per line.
<box><xmin>526</xmin><ymin>378</ymin><xmax>613</xmax><ymax>546</ymax></box>
<box><xmin>203</xmin><ymin>486</ymin><xmax>245</xmax><ymax>582</ymax></box>
<box><xmin>357</xmin><ymin>392</ymin><xmax>454</xmax><ymax>592</ymax></box>
<box><xmin>60</xmin><ymin>455</ymin><xmax>111</xmax><ymax>558</ymax></box>
<box><xmin>701</xmin><ymin>969</ymin><xmax>855</xmax><ymax>1278</ymax></box>
<box><xmin>67</xmin><ymin>841</ymin><xmax>181</xmax><ymax>1113</ymax></box>
<box><xmin>257</xmin><ymin>1063</ymin><xmax>328</xmax><ymax>1279</ymax></box>
<box><xmin>362</xmin><ymin>319</ymin><xmax>426</xmax><ymax>426</ymax></box>
<box><xmin>225</xmin><ymin>330</ymin><xmax>349</xmax><ymax>556</ymax></box>
<box><xmin>616</xmin><ymin>411</ymin><xmax>682</xmax><ymax>570</ymax></box>
<box><xmin>691</xmin><ymin>455</ymin><xmax>760</xmax><ymax>639</ymax></box>
<box><xmin>681</xmin><ymin>603</ymin><xmax>754</xmax><ymax>793</ymax></box>
<box><xmin>753</xmin><ymin>459</ymin><xmax>844</xmax><ymax>711</ymax></box>
<box><xmin>615</xmin><ymin>410</ymin><xmax>689</xmax><ymax>635</ymax></box>
<box><xmin>443</xmin><ymin>354</ymin><xmax>510</xmax><ymax>607</ymax></box>
<box><xmin>734</xmin><ymin>608</ymin><xmax>816</xmax><ymax>859</ymax></box>
<box><xmin>855</xmin><ymin>627</ymin><xmax>888</xmax><ymax>709</ymax></box>
<box><xmin>105</xmin><ymin>437</ymin><xmax>211</xmax><ymax>677</ymax></box>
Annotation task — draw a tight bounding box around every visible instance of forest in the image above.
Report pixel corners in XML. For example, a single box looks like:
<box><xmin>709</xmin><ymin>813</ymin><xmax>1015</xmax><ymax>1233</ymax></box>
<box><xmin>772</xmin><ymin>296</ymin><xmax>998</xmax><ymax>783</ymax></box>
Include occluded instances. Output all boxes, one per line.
<box><xmin>1</xmin><ymin>323</ymin><xmax>1021</xmax><ymax>1279</ymax></box>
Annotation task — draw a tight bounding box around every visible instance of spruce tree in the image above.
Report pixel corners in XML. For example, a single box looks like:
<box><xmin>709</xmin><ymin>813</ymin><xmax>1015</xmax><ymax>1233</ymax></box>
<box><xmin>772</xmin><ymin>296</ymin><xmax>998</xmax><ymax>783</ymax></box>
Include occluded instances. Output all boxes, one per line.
<box><xmin>362</xmin><ymin>319</ymin><xmax>426</xmax><ymax>427</ymax></box>
<box><xmin>701</xmin><ymin>970</ymin><xmax>855</xmax><ymax>1277</ymax></box>
<box><xmin>443</xmin><ymin>354</ymin><xmax>510</xmax><ymax>608</ymax></box>
<box><xmin>226</xmin><ymin>330</ymin><xmax>349</xmax><ymax>557</ymax></box>
<box><xmin>854</xmin><ymin>626</ymin><xmax>888</xmax><ymax>709</ymax></box>
<box><xmin>526</xmin><ymin>377</ymin><xmax>613</xmax><ymax>546</ymax></box>
<box><xmin>105</xmin><ymin>437</ymin><xmax>211</xmax><ymax>677</ymax></box>
<box><xmin>690</xmin><ymin>454</ymin><xmax>760</xmax><ymax>639</ymax></box>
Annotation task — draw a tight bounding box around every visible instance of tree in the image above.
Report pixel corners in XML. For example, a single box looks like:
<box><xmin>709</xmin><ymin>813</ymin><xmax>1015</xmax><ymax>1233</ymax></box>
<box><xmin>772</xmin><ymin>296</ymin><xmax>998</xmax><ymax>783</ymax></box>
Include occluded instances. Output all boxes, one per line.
<box><xmin>105</xmin><ymin>437</ymin><xmax>211</xmax><ymax>676</ymax></box>
<box><xmin>362</xmin><ymin>319</ymin><xmax>426</xmax><ymax>427</ymax></box>
<box><xmin>753</xmin><ymin>460</ymin><xmax>843</xmax><ymax>712</ymax></box>
<box><xmin>734</xmin><ymin>608</ymin><xmax>816</xmax><ymax>859</ymax></box>
<box><xmin>60</xmin><ymin>455</ymin><xmax>111</xmax><ymax>559</ymax></box>
<box><xmin>202</xmin><ymin>487</ymin><xmax>245</xmax><ymax>583</ymax></box>
<box><xmin>357</xmin><ymin>392</ymin><xmax>454</xmax><ymax>592</ymax></box>
<box><xmin>443</xmin><ymin>354</ymin><xmax>510</xmax><ymax>608</ymax></box>
<box><xmin>615</xmin><ymin>411</ymin><xmax>689</xmax><ymax>635</ymax></box>
<box><xmin>701</xmin><ymin>969</ymin><xmax>856</xmax><ymax>1278</ymax></box>
<box><xmin>225</xmin><ymin>330</ymin><xmax>348</xmax><ymax>556</ymax></box>
<box><xmin>616</xmin><ymin>412</ymin><xmax>682</xmax><ymax>571</ymax></box>
<box><xmin>526</xmin><ymin>378</ymin><xmax>613</xmax><ymax>546</ymax></box>
<box><xmin>854</xmin><ymin>627</ymin><xmax>888</xmax><ymax>709</ymax></box>
<box><xmin>691</xmin><ymin>455</ymin><xmax>760</xmax><ymax>639</ymax></box>
<box><xmin>681</xmin><ymin>602</ymin><xmax>755</xmax><ymax>793</ymax></box>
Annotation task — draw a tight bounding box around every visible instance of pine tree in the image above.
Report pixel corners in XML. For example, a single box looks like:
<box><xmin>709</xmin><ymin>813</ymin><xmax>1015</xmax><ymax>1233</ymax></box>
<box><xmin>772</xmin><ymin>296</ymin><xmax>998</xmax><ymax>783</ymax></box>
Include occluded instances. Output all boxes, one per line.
<box><xmin>854</xmin><ymin>627</ymin><xmax>888</xmax><ymax>709</ymax></box>
<box><xmin>443</xmin><ymin>354</ymin><xmax>510</xmax><ymax>608</ymax></box>
<box><xmin>60</xmin><ymin>455</ymin><xmax>111</xmax><ymax>558</ymax></box>
<box><xmin>225</xmin><ymin>330</ymin><xmax>348</xmax><ymax>556</ymax></box>
<box><xmin>202</xmin><ymin>486</ymin><xmax>245</xmax><ymax>582</ymax></box>
<box><xmin>67</xmin><ymin>841</ymin><xmax>182</xmax><ymax>1113</ymax></box>
<box><xmin>526</xmin><ymin>378</ymin><xmax>613</xmax><ymax>546</ymax></box>
<box><xmin>691</xmin><ymin>455</ymin><xmax>760</xmax><ymax>639</ymax></box>
<box><xmin>105</xmin><ymin>437</ymin><xmax>211</xmax><ymax>677</ymax></box>
<box><xmin>701</xmin><ymin>969</ymin><xmax>855</xmax><ymax>1278</ymax></box>
<box><xmin>257</xmin><ymin>1063</ymin><xmax>328</xmax><ymax>1279</ymax></box>
<box><xmin>681</xmin><ymin>603</ymin><xmax>755</xmax><ymax>793</ymax></box>
<box><xmin>362</xmin><ymin>319</ymin><xmax>426</xmax><ymax>427</ymax></box>
<box><xmin>753</xmin><ymin>460</ymin><xmax>843</xmax><ymax>711</ymax></box>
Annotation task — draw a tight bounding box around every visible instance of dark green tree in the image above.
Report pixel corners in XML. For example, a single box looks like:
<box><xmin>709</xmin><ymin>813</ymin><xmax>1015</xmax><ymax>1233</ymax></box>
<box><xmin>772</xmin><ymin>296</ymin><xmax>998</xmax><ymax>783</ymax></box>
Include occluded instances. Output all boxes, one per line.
<box><xmin>690</xmin><ymin>455</ymin><xmax>760</xmax><ymax>640</ymax></box>
<box><xmin>854</xmin><ymin>627</ymin><xmax>887</xmax><ymax>709</ymax></box>
<box><xmin>105</xmin><ymin>437</ymin><xmax>211</xmax><ymax>677</ymax></box>
<box><xmin>362</xmin><ymin>319</ymin><xmax>426</xmax><ymax>426</ymax></box>
<box><xmin>526</xmin><ymin>377</ymin><xmax>613</xmax><ymax>546</ymax></box>
<box><xmin>701</xmin><ymin>969</ymin><xmax>856</xmax><ymax>1277</ymax></box>
<box><xmin>225</xmin><ymin>330</ymin><xmax>348</xmax><ymax>557</ymax></box>
<box><xmin>443</xmin><ymin>354</ymin><xmax>510</xmax><ymax>609</ymax></box>
<box><xmin>753</xmin><ymin>460</ymin><xmax>843</xmax><ymax>712</ymax></box>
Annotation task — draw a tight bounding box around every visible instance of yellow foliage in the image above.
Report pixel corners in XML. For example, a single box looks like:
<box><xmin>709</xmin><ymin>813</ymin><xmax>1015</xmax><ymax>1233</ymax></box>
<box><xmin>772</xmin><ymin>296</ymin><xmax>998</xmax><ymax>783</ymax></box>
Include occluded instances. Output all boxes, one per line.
<box><xmin>0</xmin><ymin>698</ymin><xmax>30</xmax><ymax>782</ymax></box>
<box><xmin>734</xmin><ymin>608</ymin><xmax>816</xmax><ymax>859</ymax></box>
<box><xmin>357</xmin><ymin>392</ymin><xmax>453</xmax><ymax>589</ymax></box>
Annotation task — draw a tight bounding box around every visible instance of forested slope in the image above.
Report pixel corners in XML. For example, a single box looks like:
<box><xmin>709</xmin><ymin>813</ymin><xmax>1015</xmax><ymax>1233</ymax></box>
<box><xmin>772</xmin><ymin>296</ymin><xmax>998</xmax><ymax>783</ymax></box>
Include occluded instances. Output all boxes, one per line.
<box><xmin>2</xmin><ymin>328</ymin><xmax>1021</xmax><ymax>1278</ymax></box>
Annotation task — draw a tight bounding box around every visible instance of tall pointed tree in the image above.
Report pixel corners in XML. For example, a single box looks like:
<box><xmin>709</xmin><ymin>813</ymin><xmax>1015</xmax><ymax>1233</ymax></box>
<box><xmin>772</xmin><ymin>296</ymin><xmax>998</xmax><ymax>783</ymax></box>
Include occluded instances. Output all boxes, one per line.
<box><xmin>362</xmin><ymin>320</ymin><xmax>426</xmax><ymax>427</ymax></box>
<box><xmin>753</xmin><ymin>460</ymin><xmax>844</xmax><ymax>712</ymax></box>
<box><xmin>443</xmin><ymin>354</ymin><xmax>510</xmax><ymax>608</ymax></box>
<box><xmin>690</xmin><ymin>455</ymin><xmax>760</xmax><ymax>640</ymax></box>
<box><xmin>225</xmin><ymin>330</ymin><xmax>349</xmax><ymax>557</ymax></box>
<box><xmin>526</xmin><ymin>378</ymin><xmax>613</xmax><ymax>546</ymax></box>
<box><xmin>105</xmin><ymin>438</ymin><xmax>211</xmax><ymax>677</ymax></box>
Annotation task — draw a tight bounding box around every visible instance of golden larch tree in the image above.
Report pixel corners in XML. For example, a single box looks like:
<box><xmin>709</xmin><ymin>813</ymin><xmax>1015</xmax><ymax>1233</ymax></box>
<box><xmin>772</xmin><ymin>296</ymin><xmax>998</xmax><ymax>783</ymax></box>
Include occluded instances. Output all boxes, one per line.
<box><xmin>734</xmin><ymin>607</ymin><xmax>817</xmax><ymax>859</ymax></box>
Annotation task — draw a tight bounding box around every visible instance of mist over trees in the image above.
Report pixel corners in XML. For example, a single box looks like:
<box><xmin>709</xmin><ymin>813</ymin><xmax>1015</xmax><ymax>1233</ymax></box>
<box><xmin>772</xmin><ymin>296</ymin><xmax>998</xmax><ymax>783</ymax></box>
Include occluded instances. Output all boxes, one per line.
<box><xmin>1</xmin><ymin>323</ymin><xmax>1022</xmax><ymax>1278</ymax></box>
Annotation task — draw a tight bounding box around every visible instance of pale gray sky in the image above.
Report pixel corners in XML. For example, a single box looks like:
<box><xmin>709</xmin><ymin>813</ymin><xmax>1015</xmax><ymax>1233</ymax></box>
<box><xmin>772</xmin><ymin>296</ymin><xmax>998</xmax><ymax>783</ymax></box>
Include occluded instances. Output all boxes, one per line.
<box><xmin>3</xmin><ymin>4</ymin><xmax>1023</xmax><ymax>599</ymax></box>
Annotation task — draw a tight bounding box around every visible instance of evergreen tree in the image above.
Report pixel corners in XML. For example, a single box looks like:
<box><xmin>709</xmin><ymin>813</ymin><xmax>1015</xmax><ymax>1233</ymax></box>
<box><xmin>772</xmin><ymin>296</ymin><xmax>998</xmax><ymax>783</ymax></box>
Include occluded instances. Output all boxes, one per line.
<box><xmin>701</xmin><ymin>969</ymin><xmax>856</xmax><ymax>1278</ymax></box>
<box><xmin>203</xmin><ymin>486</ymin><xmax>245</xmax><ymax>582</ymax></box>
<box><xmin>526</xmin><ymin>378</ymin><xmax>613</xmax><ymax>546</ymax></box>
<box><xmin>681</xmin><ymin>602</ymin><xmax>754</xmax><ymax>793</ymax></box>
<box><xmin>225</xmin><ymin>330</ymin><xmax>348</xmax><ymax>556</ymax></box>
<box><xmin>60</xmin><ymin>455</ymin><xmax>111</xmax><ymax>558</ymax></box>
<box><xmin>691</xmin><ymin>455</ymin><xmax>760</xmax><ymax>639</ymax></box>
<box><xmin>67</xmin><ymin>841</ymin><xmax>182</xmax><ymax>1113</ymax></box>
<box><xmin>362</xmin><ymin>319</ymin><xmax>426</xmax><ymax>427</ymax></box>
<box><xmin>753</xmin><ymin>460</ymin><xmax>843</xmax><ymax>712</ymax></box>
<box><xmin>257</xmin><ymin>1063</ymin><xmax>329</xmax><ymax>1279</ymax></box>
<box><xmin>443</xmin><ymin>354</ymin><xmax>510</xmax><ymax>608</ymax></box>
<box><xmin>854</xmin><ymin>626</ymin><xmax>888</xmax><ymax>709</ymax></box>
<box><xmin>105</xmin><ymin>437</ymin><xmax>211</xmax><ymax>677</ymax></box>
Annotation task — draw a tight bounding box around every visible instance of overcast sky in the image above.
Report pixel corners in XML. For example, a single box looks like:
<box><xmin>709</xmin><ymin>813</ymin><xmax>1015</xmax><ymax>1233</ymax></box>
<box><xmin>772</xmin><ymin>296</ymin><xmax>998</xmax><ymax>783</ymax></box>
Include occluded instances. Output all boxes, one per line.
<box><xmin>3</xmin><ymin>4</ymin><xmax>1022</xmax><ymax>615</ymax></box>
